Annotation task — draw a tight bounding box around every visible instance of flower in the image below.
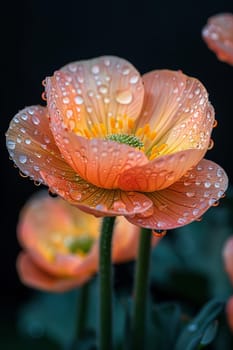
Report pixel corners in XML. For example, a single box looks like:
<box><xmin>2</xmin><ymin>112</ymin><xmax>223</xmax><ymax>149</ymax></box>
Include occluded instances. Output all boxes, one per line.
<box><xmin>202</xmin><ymin>13</ymin><xmax>233</xmax><ymax>66</ymax></box>
<box><xmin>223</xmin><ymin>237</ymin><xmax>233</xmax><ymax>331</ymax></box>
<box><xmin>17</xmin><ymin>190</ymin><xmax>159</xmax><ymax>292</ymax></box>
<box><xmin>6</xmin><ymin>56</ymin><xmax>228</xmax><ymax>230</ymax></box>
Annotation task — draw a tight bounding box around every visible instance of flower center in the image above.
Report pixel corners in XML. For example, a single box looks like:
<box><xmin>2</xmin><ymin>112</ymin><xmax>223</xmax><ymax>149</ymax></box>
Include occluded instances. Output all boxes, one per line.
<box><xmin>39</xmin><ymin>231</ymin><xmax>95</xmax><ymax>261</ymax></box>
<box><xmin>67</xmin><ymin>234</ymin><xmax>94</xmax><ymax>254</ymax></box>
<box><xmin>106</xmin><ymin>134</ymin><xmax>144</xmax><ymax>149</ymax></box>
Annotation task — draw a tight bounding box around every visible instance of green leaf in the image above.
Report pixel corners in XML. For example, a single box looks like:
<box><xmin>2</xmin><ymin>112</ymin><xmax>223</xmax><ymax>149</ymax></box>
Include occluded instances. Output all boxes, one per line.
<box><xmin>174</xmin><ymin>298</ymin><xmax>225</xmax><ymax>350</ymax></box>
<box><xmin>147</xmin><ymin>302</ymin><xmax>182</xmax><ymax>350</ymax></box>
<box><xmin>17</xmin><ymin>277</ymin><xmax>99</xmax><ymax>348</ymax></box>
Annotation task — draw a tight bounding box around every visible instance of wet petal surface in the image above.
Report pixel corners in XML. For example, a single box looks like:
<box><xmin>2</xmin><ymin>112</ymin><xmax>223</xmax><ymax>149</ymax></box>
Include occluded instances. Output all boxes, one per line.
<box><xmin>119</xmin><ymin>149</ymin><xmax>204</xmax><ymax>191</ymax></box>
<box><xmin>46</xmin><ymin>56</ymin><xmax>144</xmax><ymax>140</ymax></box>
<box><xmin>41</xmin><ymin>170</ymin><xmax>153</xmax><ymax>217</ymax></box>
<box><xmin>126</xmin><ymin>159</ymin><xmax>228</xmax><ymax>230</ymax></box>
<box><xmin>48</xmin><ymin>134</ymin><xmax>148</xmax><ymax>188</ymax></box>
<box><xmin>137</xmin><ymin>70</ymin><xmax>214</xmax><ymax>154</ymax></box>
<box><xmin>5</xmin><ymin>105</ymin><xmax>69</xmax><ymax>183</ymax></box>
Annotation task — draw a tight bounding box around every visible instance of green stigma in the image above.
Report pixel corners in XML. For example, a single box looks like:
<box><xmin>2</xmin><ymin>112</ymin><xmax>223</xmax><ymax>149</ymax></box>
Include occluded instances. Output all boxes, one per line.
<box><xmin>106</xmin><ymin>134</ymin><xmax>144</xmax><ymax>149</ymax></box>
<box><xmin>68</xmin><ymin>234</ymin><xmax>94</xmax><ymax>254</ymax></box>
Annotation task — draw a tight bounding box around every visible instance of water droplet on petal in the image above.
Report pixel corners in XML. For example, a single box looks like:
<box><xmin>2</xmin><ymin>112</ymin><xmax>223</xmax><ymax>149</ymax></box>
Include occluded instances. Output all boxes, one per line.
<box><xmin>130</xmin><ymin>75</ymin><xmax>139</xmax><ymax>84</ymax></box>
<box><xmin>6</xmin><ymin>140</ymin><xmax>16</xmax><ymax>150</ymax></box>
<box><xmin>32</xmin><ymin>116</ymin><xmax>40</xmax><ymax>125</ymax></box>
<box><xmin>113</xmin><ymin>201</ymin><xmax>126</xmax><ymax>212</ymax></box>
<box><xmin>74</xmin><ymin>96</ymin><xmax>83</xmax><ymax>105</ymax></box>
<box><xmin>91</xmin><ymin>65</ymin><xmax>100</xmax><ymax>74</ymax></box>
<box><xmin>63</xmin><ymin>97</ymin><xmax>70</xmax><ymax>104</ymax></box>
<box><xmin>98</xmin><ymin>85</ymin><xmax>108</xmax><ymax>94</ymax></box>
<box><xmin>115</xmin><ymin>90</ymin><xmax>133</xmax><ymax>104</ymax></box>
<box><xmin>152</xmin><ymin>230</ymin><xmax>167</xmax><ymax>237</ymax></box>
<box><xmin>19</xmin><ymin>155</ymin><xmax>27</xmax><ymax>164</ymax></box>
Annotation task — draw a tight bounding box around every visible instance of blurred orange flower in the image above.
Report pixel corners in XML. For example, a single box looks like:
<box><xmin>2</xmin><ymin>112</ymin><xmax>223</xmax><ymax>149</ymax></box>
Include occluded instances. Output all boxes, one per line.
<box><xmin>17</xmin><ymin>191</ymin><xmax>159</xmax><ymax>292</ymax></box>
<box><xmin>222</xmin><ymin>237</ymin><xmax>233</xmax><ymax>331</ymax></box>
<box><xmin>202</xmin><ymin>13</ymin><xmax>233</xmax><ymax>66</ymax></box>
<box><xmin>6</xmin><ymin>56</ymin><xmax>228</xmax><ymax>230</ymax></box>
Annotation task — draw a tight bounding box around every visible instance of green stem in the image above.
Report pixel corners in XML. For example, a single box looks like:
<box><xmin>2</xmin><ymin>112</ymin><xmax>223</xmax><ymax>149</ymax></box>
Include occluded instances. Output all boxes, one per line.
<box><xmin>70</xmin><ymin>283</ymin><xmax>89</xmax><ymax>349</ymax></box>
<box><xmin>76</xmin><ymin>282</ymin><xmax>89</xmax><ymax>339</ymax></box>
<box><xmin>131</xmin><ymin>228</ymin><xmax>152</xmax><ymax>350</ymax></box>
<box><xmin>99</xmin><ymin>216</ymin><xmax>116</xmax><ymax>350</ymax></box>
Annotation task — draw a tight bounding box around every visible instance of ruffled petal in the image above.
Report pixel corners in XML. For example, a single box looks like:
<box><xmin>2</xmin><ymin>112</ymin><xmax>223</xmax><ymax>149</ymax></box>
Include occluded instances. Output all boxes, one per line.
<box><xmin>41</xmin><ymin>170</ymin><xmax>153</xmax><ymax>217</ymax></box>
<box><xmin>202</xmin><ymin>13</ymin><xmax>233</xmax><ymax>66</ymax></box>
<box><xmin>46</xmin><ymin>56</ymin><xmax>144</xmax><ymax>139</ymax></box>
<box><xmin>119</xmin><ymin>149</ymin><xmax>204</xmax><ymax>191</ymax></box>
<box><xmin>126</xmin><ymin>159</ymin><xmax>228</xmax><ymax>230</ymax></box>
<box><xmin>17</xmin><ymin>253</ymin><xmax>92</xmax><ymax>292</ymax></box>
<box><xmin>137</xmin><ymin>70</ymin><xmax>214</xmax><ymax>153</ymax></box>
<box><xmin>5</xmin><ymin>105</ymin><xmax>71</xmax><ymax>183</ymax></box>
<box><xmin>47</xmin><ymin>134</ymin><xmax>148</xmax><ymax>189</ymax></box>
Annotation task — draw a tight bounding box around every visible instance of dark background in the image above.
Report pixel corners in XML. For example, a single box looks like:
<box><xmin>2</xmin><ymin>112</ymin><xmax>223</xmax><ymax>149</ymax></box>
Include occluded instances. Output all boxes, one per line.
<box><xmin>1</xmin><ymin>0</ymin><xmax>233</xmax><ymax>346</ymax></box>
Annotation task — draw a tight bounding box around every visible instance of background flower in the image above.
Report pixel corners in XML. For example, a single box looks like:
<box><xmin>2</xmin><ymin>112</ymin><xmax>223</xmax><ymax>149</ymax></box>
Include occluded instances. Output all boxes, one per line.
<box><xmin>202</xmin><ymin>13</ymin><xmax>233</xmax><ymax>66</ymax></box>
<box><xmin>17</xmin><ymin>190</ymin><xmax>160</xmax><ymax>292</ymax></box>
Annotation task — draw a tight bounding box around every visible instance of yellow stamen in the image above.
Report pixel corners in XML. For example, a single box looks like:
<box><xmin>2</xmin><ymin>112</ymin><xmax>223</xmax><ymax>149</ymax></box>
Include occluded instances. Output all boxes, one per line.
<box><xmin>128</xmin><ymin>118</ymin><xmax>135</xmax><ymax>129</ymax></box>
<box><xmin>100</xmin><ymin>123</ymin><xmax>107</xmax><ymax>135</ymax></box>
<box><xmin>83</xmin><ymin>129</ymin><xmax>92</xmax><ymax>138</ymax></box>
<box><xmin>150</xmin><ymin>143</ymin><xmax>167</xmax><ymax>160</ymax></box>
<box><xmin>110</xmin><ymin>117</ymin><xmax>116</xmax><ymax>129</ymax></box>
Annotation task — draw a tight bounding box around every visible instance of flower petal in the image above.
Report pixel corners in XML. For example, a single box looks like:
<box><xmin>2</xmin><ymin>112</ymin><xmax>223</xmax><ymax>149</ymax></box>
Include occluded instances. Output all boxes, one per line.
<box><xmin>223</xmin><ymin>236</ymin><xmax>233</xmax><ymax>285</ymax></box>
<box><xmin>226</xmin><ymin>297</ymin><xmax>233</xmax><ymax>332</ymax></box>
<box><xmin>17</xmin><ymin>253</ymin><xmax>92</xmax><ymax>292</ymax></box>
<box><xmin>112</xmin><ymin>217</ymin><xmax>161</xmax><ymax>263</ymax></box>
<box><xmin>5</xmin><ymin>105</ymin><xmax>70</xmax><ymax>183</ymax></box>
<box><xmin>47</xmin><ymin>134</ymin><xmax>148</xmax><ymax>189</ymax></box>
<box><xmin>46</xmin><ymin>56</ymin><xmax>144</xmax><ymax>139</ymax></box>
<box><xmin>17</xmin><ymin>191</ymin><xmax>100</xmax><ymax>277</ymax></box>
<box><xmin>126</xmin><ymin>159</ymin><xmax>228</xmax><ymax>230</ymax></box>
<box><xmin>119</xmin><ymin>149</ymin><xmax>204</xmax><ymax>191</ymax></box>
<box><xmin>202</xmin><ymin>13</ymin><xmax>233</xmax><ymax>66</ymax></box>
<box><xmin>41</xmin><ymin>170</ymin><xmax>153</xmax><ymax>217</ymax></box>
<box><xmin>137</xmin><ymin>70</ymin><xmax>214</xmax><ymax>153</ymax></box>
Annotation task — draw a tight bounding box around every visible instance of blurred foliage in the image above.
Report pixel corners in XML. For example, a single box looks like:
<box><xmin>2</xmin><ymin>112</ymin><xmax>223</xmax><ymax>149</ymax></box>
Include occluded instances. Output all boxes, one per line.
<box><xmin>13</xmin><ymin>186</ymin><xmax>233</xmax><ymax>349</ymax></box>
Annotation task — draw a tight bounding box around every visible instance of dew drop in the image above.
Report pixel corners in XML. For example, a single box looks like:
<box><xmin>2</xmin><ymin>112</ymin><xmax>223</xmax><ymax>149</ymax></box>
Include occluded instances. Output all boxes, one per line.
<box><xmin>66</xmin><ymin>109</ymin><xmax>73</xmax><ymax>118</ymax></box>
<box><xmin>21</xmin><ymin>113</ymin><xmax>28</xmax><ymax>121</ymax></box>
<box><xmin>186</xmin><ymin>192</ymin><xmax>195</xmax><ymax>197</ymax></box>
<box><xmin>116</xmin><ymin>90</ymin><xmax>133</xmax><ymax>104</ymax></box>
<box><xmin>6</xmin><ymin>140</ymin><xmax>16</xmax><ymax>150</ymax></box>
<box><xmin>177</xmin><ymin>217</ymin><xmax>186</xmax><ymax>225</ymax></box>
<box><xmin>91</xmin><ymin>65</ymin><xmax>100</xmax><ymax>74</ymax></box>
<box><xmin>204</xmin><ymin>181</ymin><xmax>211</xmax><ymax>188</ymax></box>
<box><xmin>98</xmin><ymin>85</ymin><xmax>108</xmax><ymax>94</ymax></box>
<box><xmin>19</xmin><ymin>155</ymin><xmax>27</xmax><ymax>164</ymax></box>
<box><xmin>130</xmin><ymin>75</ymin><xmax>139</xmax><ymax>84</ymax></box>
<box><xmin>70</xmin><ymin>190</ymin><xmax>82</xmax><ymax>201</ymax></box>
<box><xmin>63</xmin><ymin>97</ymin><xmax>70</xmax><ymax>104</ymax></box>
<box><xmin>113</xmin><ymin>201</ymin><xmax>126</xmax><ymax>212</ymax></box>
<box><xmin>74</xmin><ymin>96</ymin><xmax>83</xmax><ymax>105</ymax></box>
<box><xmin>152</xmin><ymin>230</ymin><xmax>167</xmax><ymax>237</ymax></box>
<box><xmin>32</xmin><ymin>116</ymin><xmax>40</xmax><ymax>125</ymax></box>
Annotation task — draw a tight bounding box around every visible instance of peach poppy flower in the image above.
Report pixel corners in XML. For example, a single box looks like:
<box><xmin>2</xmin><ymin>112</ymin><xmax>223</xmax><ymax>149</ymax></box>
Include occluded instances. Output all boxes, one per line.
<box><xmin>223</xmin><ymin>236</ymin><xmax>233</xmax><ymax>332</ymax></box>
<box><xmin>6</xmin><ymin>56</ymin><xmax>228</xmax><ymax>230</ymax></box>
<box><xmin>17</xmin><ymin>190</ymin><xmax>159</xmax><ymax>292</ymax></box>
<box><xmin>202</xmin><ymin>13</ymin><xmax>233</xmax><ymax>65</ymax></box>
